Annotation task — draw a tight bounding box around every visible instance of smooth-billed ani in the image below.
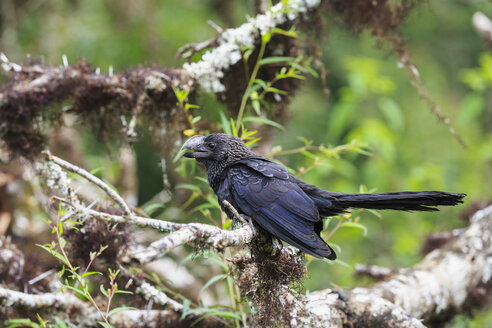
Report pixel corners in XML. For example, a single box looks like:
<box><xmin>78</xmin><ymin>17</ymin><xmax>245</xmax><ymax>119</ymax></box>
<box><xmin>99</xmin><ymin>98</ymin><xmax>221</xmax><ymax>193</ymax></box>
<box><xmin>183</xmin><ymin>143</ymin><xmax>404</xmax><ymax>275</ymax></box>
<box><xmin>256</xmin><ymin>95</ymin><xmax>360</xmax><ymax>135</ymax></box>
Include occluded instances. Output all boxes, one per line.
<box><xmin>181</xmin><ymin>134</ymin><xmax>465</xmax><ymax>260</ymax></box>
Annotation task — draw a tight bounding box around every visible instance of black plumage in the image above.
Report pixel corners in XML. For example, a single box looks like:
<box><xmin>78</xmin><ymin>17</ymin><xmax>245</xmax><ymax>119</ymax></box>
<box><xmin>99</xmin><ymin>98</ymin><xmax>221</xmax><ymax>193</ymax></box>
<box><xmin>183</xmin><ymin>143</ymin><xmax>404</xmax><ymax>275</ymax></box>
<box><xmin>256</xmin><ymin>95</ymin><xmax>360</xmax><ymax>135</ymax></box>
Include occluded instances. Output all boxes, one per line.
<box><xmin>181</xmin><ymin>134</ymin><xmax>465</xmax><ymax>260</ymax></box>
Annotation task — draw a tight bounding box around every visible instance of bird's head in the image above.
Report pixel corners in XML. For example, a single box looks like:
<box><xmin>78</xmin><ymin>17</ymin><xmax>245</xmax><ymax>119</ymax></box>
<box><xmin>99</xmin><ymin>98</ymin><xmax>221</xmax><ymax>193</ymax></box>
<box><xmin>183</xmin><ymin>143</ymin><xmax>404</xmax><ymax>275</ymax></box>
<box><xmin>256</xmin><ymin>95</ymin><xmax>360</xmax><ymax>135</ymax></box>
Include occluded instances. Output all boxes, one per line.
<box><xmin>180</xmin><ymin>133</ymin><xmax>253</xmax><ymax>165</ymax></box>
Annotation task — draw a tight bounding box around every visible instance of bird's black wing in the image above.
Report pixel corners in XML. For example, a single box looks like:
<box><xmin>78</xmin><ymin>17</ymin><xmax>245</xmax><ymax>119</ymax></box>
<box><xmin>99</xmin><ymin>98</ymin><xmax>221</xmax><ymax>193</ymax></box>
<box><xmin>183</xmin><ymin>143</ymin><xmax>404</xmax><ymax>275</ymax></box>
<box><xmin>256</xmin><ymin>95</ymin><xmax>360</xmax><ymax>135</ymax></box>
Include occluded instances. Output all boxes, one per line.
<box><xmin>225</xmin><ymin>158</ymin><xmax>335</xmax><ymax>259</ymax></box>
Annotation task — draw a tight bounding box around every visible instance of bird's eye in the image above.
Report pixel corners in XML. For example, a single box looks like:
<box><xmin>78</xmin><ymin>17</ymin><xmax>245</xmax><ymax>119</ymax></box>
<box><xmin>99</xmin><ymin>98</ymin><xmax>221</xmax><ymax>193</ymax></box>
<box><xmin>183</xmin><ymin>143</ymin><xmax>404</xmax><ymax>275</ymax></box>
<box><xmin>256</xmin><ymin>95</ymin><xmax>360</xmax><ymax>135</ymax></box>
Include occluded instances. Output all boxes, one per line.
<box><xmin>207</xmin><ymin>142</ymin><xmax>216</xmax><ymax>149</ymax></box>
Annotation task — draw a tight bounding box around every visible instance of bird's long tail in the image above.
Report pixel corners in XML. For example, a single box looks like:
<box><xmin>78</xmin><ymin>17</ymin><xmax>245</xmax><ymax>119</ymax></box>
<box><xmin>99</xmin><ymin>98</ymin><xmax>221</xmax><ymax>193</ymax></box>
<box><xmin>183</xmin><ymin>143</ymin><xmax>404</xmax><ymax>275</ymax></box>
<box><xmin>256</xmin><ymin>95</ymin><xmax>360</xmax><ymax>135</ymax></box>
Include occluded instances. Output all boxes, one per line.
<box><xmin>327</xmin><ymin>191</ymin><xmax>466</xmax><ymax>213</ymax></box>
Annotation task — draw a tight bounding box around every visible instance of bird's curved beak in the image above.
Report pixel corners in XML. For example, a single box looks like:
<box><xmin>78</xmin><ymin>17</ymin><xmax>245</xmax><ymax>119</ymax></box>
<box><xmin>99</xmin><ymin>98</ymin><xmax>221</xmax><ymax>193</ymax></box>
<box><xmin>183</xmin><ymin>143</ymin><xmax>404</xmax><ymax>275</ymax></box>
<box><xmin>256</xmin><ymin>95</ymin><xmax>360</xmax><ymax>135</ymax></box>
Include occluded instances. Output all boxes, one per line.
<box><xmin>180</xmin><ymin>135</ymin><xmax>208</xmax><ymax>158</ymax></box>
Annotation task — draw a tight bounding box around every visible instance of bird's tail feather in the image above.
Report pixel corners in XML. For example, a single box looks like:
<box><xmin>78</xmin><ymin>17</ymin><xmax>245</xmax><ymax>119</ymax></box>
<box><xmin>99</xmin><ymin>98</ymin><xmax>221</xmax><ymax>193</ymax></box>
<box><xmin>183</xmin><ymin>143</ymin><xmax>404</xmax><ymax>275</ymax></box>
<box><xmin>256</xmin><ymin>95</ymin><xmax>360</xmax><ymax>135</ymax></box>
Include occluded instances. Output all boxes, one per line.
<box><xmin>328</xmin><ymin>191</ymin><xmax>466</xmax><ymax>212</ymax></box>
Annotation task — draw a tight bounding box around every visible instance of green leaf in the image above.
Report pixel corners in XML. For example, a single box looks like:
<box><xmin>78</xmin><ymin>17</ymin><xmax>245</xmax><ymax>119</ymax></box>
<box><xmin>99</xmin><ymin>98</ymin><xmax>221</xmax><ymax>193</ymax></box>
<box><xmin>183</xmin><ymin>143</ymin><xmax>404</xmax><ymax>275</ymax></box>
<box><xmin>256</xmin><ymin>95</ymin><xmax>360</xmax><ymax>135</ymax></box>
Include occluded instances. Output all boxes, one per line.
<box><xmin>366</xmin><ymin>209</ymin><xmax>382</xmax><ymax>219</ymax></box>
<box><xmin>36</xmin><ymin>244</ymin><xmax>70</xmax><ymax>266</ymax></box>
<box><xmin>219</xmin><ymin>111</ymin><xmax>232</xmax><ymax>135</ymax></box>
<box><xmin>243</xmin><ymin>116</ymin><xmax>284</xmax><ymax>130</ymax></box>
<box><xmin>4</xmin><ymin>318</ymin><xmax>40</xmax><ymax>328</ymax></box>
<box><xmin>297</xmin><ymin>136</ymin><xmax>312</xmax><ymax>146</ymax></box>
<box><xmin>290</xmin><ymin>62</ymin><xmax>318</xmax><ymax>78</ymax></box>
<box><xmin>300</xmin><ymin>150</ymin><xmax>317</xmax><ymax>160</ymax></box>
<box><xmin>180</xmin><ymin>298</ymin><xmax>192</xmax><ymax>319</ymax></box>
<box><xmin>329</xmin><ymin>242</ymin><xmax>342</xmax><ymax>254</ymax></box>
<box><xmin>99</xmin><ymin>284</ymin><xmax>109</xmax><ymax>297</ymax></box>
<box><xmin>190</xmin><ymin>202</ymin><xmax>220</xmax><ymax>213</ymax></box>
<box><xmin>173</xmin><ymin>148</ymin><xmax>188</xmax><ymax>163</ymax></box>
<box><xmin>230</xmin><ymin>118</ymin><xmax>238</xmax><ymax>137</ymax></box>
<box><xmin>63</xmin><ymin>285</ymin><xmax>92</xmax><ymax>301</ymax></box>
<box><xmin>264</xmin><ymin>87</ymin><xmax>287</xmax><ymax>95</ymax></box>
<box><xmin>190</xmin><ymin>310</ymin><xmax>242</xmax><ymax>326</ymax></box>
<box><xmin>176</xmin><ymin>184</ymin><xmax>201</xmax><ymax>192</ymax></box>
<box><xmin>271</xmin><ymin>27</ymin><xmax>298</xmax><ymax>38</ymax></box>
<box><xmin>185</xmin><ymin>103</ymin><xmax>200</xmax><ymax>110</ymax></box>
<box><xmin>143</xmin><ymin>203</ymin><xmax>166</xmax><ymax>215</ymax></box>
<box><xmin>96</xmin><ymin>321</ymin><xmax>113</xmax><ymax>328</ymax></box>
<box><xmin>81</xmin><ymin>271</ymin><xmax>103</xmax><ymax>279</ymax></box>
<box><xmin>89</xmin><ymin>167</ymin><xmax>103</xmax><ymax>175</ymax></box>
<box><xmin>194</xmin><ymin>176</ymin><xmax>209</xmax><ymax>184</ymax></box>
<box><xmin>244</xmin><ymin>137</ymin><xmax>262</xmax><ymax>146</ymax></box>
<box><xmin>191</xmin><ymin>115</ymin><xmax>202</xmax><ymax>124</ymax></box>
<box><xmin>260</xmin><ymin>99</ymin><xmax>271</xmax><ymax>112</ymax></box>
<box><xmin>253</xmin><ymin>78</ymin><xmax>267</xmax><ymax>88</ymax></box>
<box><xmin>247</xmin><ymin>83</ymin><xmax>263</xmax><ymax>97</ymax></box>
<box><xmin>243</xmin><ymin>48</ymin><xmax>254</xmax><ymax>61</ymax></box>
<box><xmin>53</xmin><ymin>317</ymin><xmax>70</xmax><ymax>328</ymax></box>
<box><xmin>172</xmin><ymin>86</ymin><xmax>189</xmax><ymax>105</ymax></box>
<box><xmin>206</xmin><ymin>255</ymin><xmax>230</xmax><ymax>271</ymax></box>
<box><xmin>252</xmin><ymin>100</ymin><xmax>261</xmax><ymax>115</ymax></box>
<box><xmin>102</xmin><ymin>178</ymin><xmax>118</xmax><ymax>193</ymax></box>
<box><xmin>35</xmin><ymin>313</ymin><xmax>48</xmax><ymax>326</ymax></box>
<box><xmin>107</xmin><ymin>306</ymin><xmax>137</xmax><ymax>317</ymax></box>
<box><xmin>199</xmin><ymin>274</ymin><xmax>228</xmax><ymax>295</ymax></box>
<box><xmin>178</xmin><ymin>252</ymin><xmax>197</xmax><ymax>267</ymax></box>
<box><xmin>333</xmin><ymin>259</ymin><xmax>351</xmax><ymax>268</ymax></box>
<box><xmin>341</xmin><ymin>222</ymin><xmax>367</xmax><ymax>236</ymax></box>
<box><xmin>260</xmin><ymin>56</ymin><xmax>295</xmax><ymax>66</ymax></box>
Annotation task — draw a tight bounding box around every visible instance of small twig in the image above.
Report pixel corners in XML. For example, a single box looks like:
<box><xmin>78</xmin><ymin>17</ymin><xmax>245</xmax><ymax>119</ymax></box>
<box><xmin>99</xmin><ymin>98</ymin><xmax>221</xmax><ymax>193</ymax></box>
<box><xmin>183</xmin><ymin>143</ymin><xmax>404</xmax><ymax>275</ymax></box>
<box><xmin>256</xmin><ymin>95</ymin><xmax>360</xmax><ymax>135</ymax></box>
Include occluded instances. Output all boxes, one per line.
<box><xmin>43</xmin><ymin>150</ymin><xmax>133</xmax><ymax>217</ymax></box>
<box><xmin>0</xmin><ymin>285</ymin><xmax>93</xmax><ymax>313</ymax></box>
<box><xmin>207</xmin><ymin>20</ymin><xmax>224</xmax><ymax>33</ymax></box>
<box><xmin>50</xmin><ymin>196</ymin><xmax>254</xmax><ymax>264</ymax></box>
<box><xmin>128</xmin><ymin>221</ymin><xmax>253</xmax><ymax>264</ymax></box>
<box><xmin>176</xmin><ymin>19</ymin><xmax>224</xmax><ymax>60</ymax></box>
<box><xmin>396</xmin><ymin>53</ymin><xmax>466</xmax><ymax>148</ymax></box>
<box><xmin>52</xmin><ymin>196</ymin><xmax>184</xmax><ymax>231</ymax></box>
<box><xmin>235</xmin><ymin>35</ymin><xmax>268</xmax><ymax>133</ymax></box>
<box><xmin>28</xmin><ymin>269</ymin><xmax>55</xmax><ymax>286</ymax></box>
<box><xmin>136</xmin><ymin>281</ymin><xmax>184</xmax><ymax>312</ymax></box>
<box><xmin>0</xmin><ymin>285</ymin><xmax>188</xmax><ymax>327</ymax></box>
<box><xmin>176</xmin><ymin>38</ymin><xmax>219</xmax><ymax>60</ymax></box>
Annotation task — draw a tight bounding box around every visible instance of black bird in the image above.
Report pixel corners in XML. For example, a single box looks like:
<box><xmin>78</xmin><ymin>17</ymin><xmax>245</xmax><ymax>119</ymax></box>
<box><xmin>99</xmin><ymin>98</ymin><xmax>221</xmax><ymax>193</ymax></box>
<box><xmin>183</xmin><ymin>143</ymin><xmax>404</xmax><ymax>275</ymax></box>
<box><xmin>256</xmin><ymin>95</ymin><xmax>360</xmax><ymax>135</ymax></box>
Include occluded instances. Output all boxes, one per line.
<box><xmin>181</xmin><ymin>134</ymin><xmax>465</xmax><ymax>260</ymax></box>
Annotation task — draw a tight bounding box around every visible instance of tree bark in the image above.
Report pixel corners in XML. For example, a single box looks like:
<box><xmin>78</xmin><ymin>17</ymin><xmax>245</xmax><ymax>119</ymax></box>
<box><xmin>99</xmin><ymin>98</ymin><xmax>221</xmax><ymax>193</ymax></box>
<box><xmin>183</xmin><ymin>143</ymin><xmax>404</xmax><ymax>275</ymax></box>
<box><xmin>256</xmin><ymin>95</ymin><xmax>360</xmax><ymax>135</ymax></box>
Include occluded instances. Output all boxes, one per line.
<box><xmin>294</xmin><ymin>205</ymin><xmax>492</xmax><ymax>327</ymax></box>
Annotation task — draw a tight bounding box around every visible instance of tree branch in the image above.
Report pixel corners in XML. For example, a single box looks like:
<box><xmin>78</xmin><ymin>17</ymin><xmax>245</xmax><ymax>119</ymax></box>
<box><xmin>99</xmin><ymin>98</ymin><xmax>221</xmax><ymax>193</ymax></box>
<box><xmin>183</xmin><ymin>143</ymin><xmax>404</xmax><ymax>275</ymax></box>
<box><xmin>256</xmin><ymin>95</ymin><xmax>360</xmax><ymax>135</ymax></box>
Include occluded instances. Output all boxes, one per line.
<box><xmin>0</xmin><ymin>285</ymin><xmax>202</xmax><ymax>328</ymax></box>
<box><xmin>44</xmin><ymin>150</ymin><xmax>132</xmax><ymax>216</ymax></box>
<box><xmin>295</xmin><ymin>205</ymin><xmax>492</xmax><ymax>327</ymax></box>
<box><xmin>43</xmin><ymin>152</ymin><xmax>254</xmax><ymax>265</ymax></box>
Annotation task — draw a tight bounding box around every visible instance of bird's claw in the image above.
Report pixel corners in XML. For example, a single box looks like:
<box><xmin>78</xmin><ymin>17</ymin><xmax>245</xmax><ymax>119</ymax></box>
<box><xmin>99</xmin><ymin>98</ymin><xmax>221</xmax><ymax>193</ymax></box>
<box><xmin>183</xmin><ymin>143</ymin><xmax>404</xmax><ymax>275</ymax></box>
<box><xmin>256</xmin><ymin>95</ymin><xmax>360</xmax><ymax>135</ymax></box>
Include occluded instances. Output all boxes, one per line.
<box><xmin>246</xmin><ymin>215</ymin><xmax>256</xmax><ymax>237</ymax></box>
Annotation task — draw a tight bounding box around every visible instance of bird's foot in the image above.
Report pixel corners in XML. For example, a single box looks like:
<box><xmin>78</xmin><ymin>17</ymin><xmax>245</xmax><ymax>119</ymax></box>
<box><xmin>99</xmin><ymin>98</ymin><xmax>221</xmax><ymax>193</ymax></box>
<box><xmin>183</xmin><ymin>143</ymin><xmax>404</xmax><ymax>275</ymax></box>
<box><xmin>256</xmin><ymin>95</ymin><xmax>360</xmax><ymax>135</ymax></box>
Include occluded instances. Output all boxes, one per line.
<box><xmin>231</xmin><ymin>215</ymin><xmax>256</xmax><ymax>237</ymax></box>
<box><xmin>244</xmin><ymin>215</ymin><xmax>256</xmax><ymax>237</ymax></box>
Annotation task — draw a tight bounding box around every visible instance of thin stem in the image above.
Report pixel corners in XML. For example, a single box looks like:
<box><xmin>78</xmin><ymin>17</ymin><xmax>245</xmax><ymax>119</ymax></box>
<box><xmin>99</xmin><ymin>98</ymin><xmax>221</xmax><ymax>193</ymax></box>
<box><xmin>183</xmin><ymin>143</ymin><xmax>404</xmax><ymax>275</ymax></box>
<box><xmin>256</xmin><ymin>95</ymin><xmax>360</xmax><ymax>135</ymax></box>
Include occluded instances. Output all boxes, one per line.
<box><xmin>54</xmin><ymin>215</ymin><xmax>111</xmax><ymax>326</ymax></box>
<box><xmin>235</xmin><ymin>37</ymin><xmax>267</xmax><ymax>134</ymax></box>
<box><xmin>257</xmin><ymin>75</ymin><xmax>280</xmax><ymax>100</ymax></box>
<box><xmin>225</xmin><ymin>251</ymin><xmax>240</xmax><ymax>328</ymax></box>
<box><xmin>325</xmin><ymin>213</ymin><xmax>351</xmax><ymax>241</ymax></box>
<box><xmin>235</xmin><ymin>283</ymin><xmax>248</xmax><ymax>328</ymax></box>
<box><xmin>221</xmin><ymin>209</ymin><xmax>245</xmax><ymax>328</ymax></box>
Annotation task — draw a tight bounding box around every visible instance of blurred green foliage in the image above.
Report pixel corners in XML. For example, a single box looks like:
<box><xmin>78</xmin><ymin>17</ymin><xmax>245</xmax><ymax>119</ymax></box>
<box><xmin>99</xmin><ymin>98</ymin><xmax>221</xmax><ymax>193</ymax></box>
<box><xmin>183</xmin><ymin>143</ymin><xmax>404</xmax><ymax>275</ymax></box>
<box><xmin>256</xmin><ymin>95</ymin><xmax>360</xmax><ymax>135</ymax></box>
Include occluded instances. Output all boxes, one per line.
<box><xmin>2</xmin><ymin>0</ymin><xmax>492</xmax><ymax>326</ymax></box>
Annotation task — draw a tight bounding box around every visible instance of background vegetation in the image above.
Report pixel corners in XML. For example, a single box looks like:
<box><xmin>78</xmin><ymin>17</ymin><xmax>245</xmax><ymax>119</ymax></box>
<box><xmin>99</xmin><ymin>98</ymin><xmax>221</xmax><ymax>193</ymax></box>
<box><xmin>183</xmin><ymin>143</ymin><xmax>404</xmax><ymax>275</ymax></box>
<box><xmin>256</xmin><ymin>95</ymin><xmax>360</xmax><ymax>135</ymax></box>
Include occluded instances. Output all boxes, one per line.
<box><xmin>1</xmin><ymin>0</ymin><xmax>491</xmax><ymax>326</ymax></box>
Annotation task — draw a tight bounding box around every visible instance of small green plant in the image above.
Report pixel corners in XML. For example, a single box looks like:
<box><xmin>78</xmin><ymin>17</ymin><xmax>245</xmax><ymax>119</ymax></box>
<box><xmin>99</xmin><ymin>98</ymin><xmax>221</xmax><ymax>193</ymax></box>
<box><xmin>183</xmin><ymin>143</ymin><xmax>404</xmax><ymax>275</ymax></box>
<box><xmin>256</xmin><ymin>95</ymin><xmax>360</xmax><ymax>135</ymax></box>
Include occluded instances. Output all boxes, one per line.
<box><xmin>37</xmin><ymin>203</ymin><xmax>134</xmax><ymax>328</ymax></box>
<box><xmin>235</xmin><ymin>28</ymin><xmax>317</xmax><ymax>135</ymax></box>
<box><xmin>173</xmin><ymin>85</ymin><xmax>201</xmax><ymax>137</ymax></box>
<box><xmin>5</xmin><ymin>315</ymin><xmax>70</xmax><ymax>328</ymax></box>
<box><xmin>178</xmin><ymin>250</ymin><xmax>246</xmax><ymax>327</ymax></box>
